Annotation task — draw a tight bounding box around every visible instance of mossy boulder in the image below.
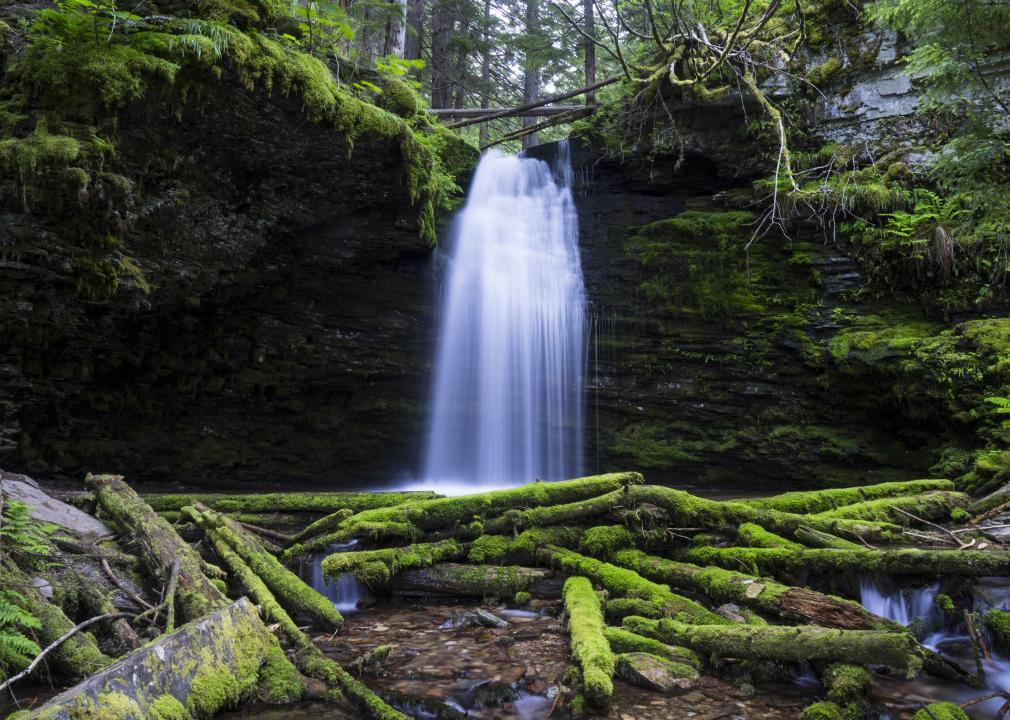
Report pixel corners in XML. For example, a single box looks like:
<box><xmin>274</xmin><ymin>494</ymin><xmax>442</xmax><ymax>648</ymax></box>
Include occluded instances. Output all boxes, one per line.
<box><xmin>614</xmin><ymin>652</ymin><xmax>700</xmax><ymax>694</ymax></box>
<box><xmin>378</xmin><ymin>78</ymin><xmax>420</xmax><ymax>118</ymax></box>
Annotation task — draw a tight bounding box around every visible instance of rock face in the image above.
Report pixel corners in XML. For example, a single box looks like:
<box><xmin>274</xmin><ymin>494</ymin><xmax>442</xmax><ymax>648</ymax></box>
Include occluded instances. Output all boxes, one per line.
<box><xmin>0</xmin><ymin>55</ymin><xmax>457</xmax><ymax>487</ymax></box>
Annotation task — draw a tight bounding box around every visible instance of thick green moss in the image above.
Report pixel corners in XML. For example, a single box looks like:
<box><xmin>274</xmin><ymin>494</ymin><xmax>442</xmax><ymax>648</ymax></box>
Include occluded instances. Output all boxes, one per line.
<box><xmin>547</xmin><ymin>546</ymin><xmax>729</xmax><ymax>625</ymax></box>
<box><xmin>148</xmin><ymin>694</ymin><xmax>188</xmax><ymax>720</ymax></box>
<box><xmin>811</xmin><ymin>491</ymin><xmax>968</xmax><ymax>524</ymax></box>
<box><xmin>580</xmin><ymin>525</ymin><xmax>636</xmax><ymax>559</ymax></box>
<box><xmin>910</xmin><ymin>702</ymin><xmax>969</xmax><ymax>720</ymax></box>
<box><xmin>801</xmin><ymin>701</ymin><xmax>844</xmax><ymax>720</ymax></box>
<box><xmin>603</xmin><ymin>597</ymin><xmax>666</xmax><ymax>622</ymax></box>
<box><xmin>601</xmin><ymin>626</ymin><xmax>700</xmax><ymax>668</ymax></box>
<box><xmin>824</xmin><ymin>663</ymin><xmax>871</xmax><ymax>706</ymax></box>
<box><xmin>378</xmin><ymin>78</ymin><xmax>419</xmax><ymax>118</ymax></box>
<box><xmin>736</xmin><ymin>522</ymin><xmax>804</xmax><ymax>550</ymax></box>
<box><xmin>986</xmin><ymin>609</ymin><xmax>1010</xmax><ymax>653</ymax></box>
<box><xmin>563</xmin><ymin>576</ymin><xmax>615</xmax><ymax>707</ymax></box>
<box><xmin>743</xmin><ymin>479</ymin><xmax>956</xmax><ymax>514</ymax></box>
<box><xmin>319</xmin><ymin>539</ymin><xmax>465</xmax><ymax>588</ymax></box>
<box><xmin>146</xmin><ymin>490</ymin><xmax>438</xmax><ymax>513</ymax></box>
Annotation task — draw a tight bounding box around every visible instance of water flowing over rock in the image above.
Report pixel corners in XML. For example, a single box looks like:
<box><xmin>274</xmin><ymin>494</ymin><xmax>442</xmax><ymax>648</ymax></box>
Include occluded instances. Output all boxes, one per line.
<box><xmin>423</xmin><ymin>143</ymin><xmax>587</xmax><ymax>489</ymax></box>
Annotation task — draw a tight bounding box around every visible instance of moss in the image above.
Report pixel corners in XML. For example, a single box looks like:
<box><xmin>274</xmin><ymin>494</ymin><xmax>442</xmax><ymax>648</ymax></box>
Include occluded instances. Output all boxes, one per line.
<box><xmin>603</xmin><ymin>597</ymin><xmax>666</xmax><ymax>622</ymax></box>
<box><xmin>258</xmin><ymin>644</ymin><xmax>304</xmax><ymax>703</ymax></box>
<box><xmin>986</xmin><ymin>609</ymin><xmax>1010</xmax><ymax>654</ymax></box>
<box><xmin>935</xmin><ymin>593</ymin><xmax>955</xmax><ymax>614</ymax></box>
<box><xmin>812</xmin><ymin>490</ymin><xmax>968</xmax><ymax>525</ymax></box>
<box><xmin>328</xmin><ymin>473</ymin><xmax>641</xmax><ymax>545</ymax></box>
<box><xmin>910</xmin><ymin>703</ymin><xmax>969</xmax><ymax>720</ymax></box>
<box><xmin>319</xmin><ymin>539</ymin><xmax>465</xmax><ymax>588</ymax></box>
<box><xmin>806</xmin><ymin>57</ymin><xmax>843</xmax><ymax>87</ymax></box>
<box><xmin>950</xmin><ymin>507</ymin><xmax>970</xmax><ymax>523</ymax></box>
<box><xmin>547</xmin><ymin>546</ymin><xmax>729</xmax><ymax>625</ymax></box>
<box><xmin>824</xmin><ymin>664</ymin><xmax>870</xmax><ymax>706</ymax></box>
<box><xmin>145</xmin><ymin>490</ymin><xmax>438</xmax><ymax>513</ymax></box>
<box><xmin>580</xmin><ymin>525</ymin><xmax>636</xmax><ymax>559</ymax></box>
<box><xmin>743</xmin><ymin>479</ymin><xmax>955</xmax><ymax>514</ymax></box>
<box><xmin>187</xmin><ymin>667</ymin><xmax>241</xmax><ymax>717</ymax></box>
<box><xmin>378</xmin><ymin>78</ymin><xmax>419</xmax><ymax>118</ymax></box>
<box><xmin>563</xmin><ymin>576</ymin><xmax>615</xmax><ymax>707</ymax></box>
<box><xmin>513</xmin><ymin>591</ymin><xmax>531</xmax><ymax>605</ymax></box>
<box><xmin>801</xmin><ymin>701</ymin><xmax>844</xmax><ymax>720</ymax></box>
<box><xmin>602</xmin><ymin>626</ymin><xmax>700</xmax><ymax>668</ymax></box>
<box><xmin>148</xmin><ymin>694</ymin><xmax>188</xmax><ymax>720</ymax></box>
<box><xmin>625</xmin><ymin>617</ymin><xmax>923</xmax><ymax>678</ymax></box>
<box><xmin>736</xmin><ymin>522</ymin><xmax>804</xmax><ymax>550</ymax></box>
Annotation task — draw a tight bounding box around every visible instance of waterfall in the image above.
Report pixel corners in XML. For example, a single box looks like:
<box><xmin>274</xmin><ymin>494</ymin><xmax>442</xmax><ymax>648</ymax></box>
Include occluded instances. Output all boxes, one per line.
<box><xmin>423</xmin><ymin>142</ymin><xmax>587</xmax><ymax>490</ymax></box>
<box><xmin>859</xmin><ymin>576</ymin><xmax>940</xmax><ymax>627</ymax></box>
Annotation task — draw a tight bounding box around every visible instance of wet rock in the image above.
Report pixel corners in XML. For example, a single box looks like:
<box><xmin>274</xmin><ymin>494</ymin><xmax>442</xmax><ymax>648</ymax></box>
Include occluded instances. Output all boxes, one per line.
<box><xmin>615</xmin><ymin>652</ymin><xmax>701</xmax><ymax>694</ymax></box>
<box><xmin>440</xmin><ymin>612</ymin><xmax>477</xmax><ymax>630</ymax></box>
<box><xmin>0</xmin><ymin>471</ymin><xmax>111</xmax><ymax>537</ymax></box>
<box><xmin>716</xmin><ymin>603</ymin><xmax>747</xmax><ymax>623</ymax></box>
<box><xmin>474</xmin><ymin>608</ymin><xmax>510</xmax><ymax>628</ymax></box>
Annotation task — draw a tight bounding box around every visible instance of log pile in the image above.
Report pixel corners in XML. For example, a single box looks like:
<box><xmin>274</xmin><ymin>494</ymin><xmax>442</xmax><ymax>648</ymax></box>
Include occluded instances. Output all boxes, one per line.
<box><xmin>0</xmin><ymin>471</ymin><xmax>996</xmax><ymax>719</ymax></box>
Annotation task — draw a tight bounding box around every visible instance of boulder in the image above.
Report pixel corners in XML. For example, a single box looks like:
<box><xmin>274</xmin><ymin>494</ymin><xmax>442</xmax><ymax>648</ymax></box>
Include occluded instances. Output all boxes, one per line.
<box><xmin>614</xmin><ymin>652</ymin><xmax>700</xmax><ymax>694</ymax></box>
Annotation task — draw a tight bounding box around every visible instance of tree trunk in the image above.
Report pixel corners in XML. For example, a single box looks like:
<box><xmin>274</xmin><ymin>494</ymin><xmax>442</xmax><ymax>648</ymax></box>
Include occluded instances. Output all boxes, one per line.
<box><xmin>521</xmin><ymin>0</ymin><xmax>540</xmax><ymax>149</ymax></box>
<box><xmin>743</xmin><ymin>480</ymin><xmax>955</xmax><ymax>515</ymax></box>
<box><xmin>429</xmin><ymin>0</ymin><xmax>455</xmax><ymax>108</ymax></box>
<box><xmin>404</xmin><ymin>0</ymin><xmax>425</xmax><ymax>61</ymax></box>
<box><xmin>478</xmin><ymin>0</ymin><xmax>492</xmax><ymax>146</ymax></box>
<box><xmin>88</xmin><ymin>474</ymin><xmax>228</xmax><ymax>624</ymax></box>
<box><xmin>624</xmin><ymin>617</ymin><xmax>924</xmax><ymax>678</ymax></box>
<box><xmin>583</xmin><ymin>0</ymin><xmax>595</xmax><ymax>104</ymax></box>
<box><xmin>385</xmin><ymin>0</ymin><xmax>408</xmax><ymax>57</ymax></box>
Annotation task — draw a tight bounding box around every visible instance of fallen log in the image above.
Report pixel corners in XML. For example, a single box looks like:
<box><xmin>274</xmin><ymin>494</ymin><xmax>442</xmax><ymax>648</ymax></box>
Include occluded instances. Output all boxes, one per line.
<box><xmin>185</xmin><ymin>504</ymin><xmax>344</xmax><ymax>629</ymax></box>
<box><xmin>629</xmin><ymin>485</ymin><xmax>901</xmax><ymax>542</ymax></box>
<box><xmin>143</xmin><ymin>490</ymin><xmax>439</xmax><ymax>514</ymax></box>
<box><xmin>794</xmin><ymin>526</ymin><xmax>864</xmax><ymax>550</ymax></box>
<box><xmin>968</xmin><ymin>482</ymin><xmax>1010</xmax><ymax>518</ymax></box>
<box><xmin>299</xmin><ymin>473</ymin><xmax>642</xmax><ymax>551</ymax></box>
<box><xmin>624</xmin><ymin>616</ymin><xmax>924</xmax><ymax>678</ymax></box>
<box><xmin>482</xmin><ymin>488</ymin><xmax>628</xmax><ymax>535</ymax></box>
<box><xmin>601</xmin><ymin>626</ymin><xmax>700</xmax><ymax>668</ymax></box>
<box><xmin>742</xmin><ymin>480</ymin><xmax>955</xmax><ymax>514</ymax></box>
<box><xmin>736</xmin><ymin>523</ymin><xmax>804</xmax><ymax>550</ymax></box>
<box><xmin>197</xmin><ymin>526</ymin><xmax>407</xmax><ymax>719</ymax></box>
<box><xmin>87</xmin><ymin>474</ymin><xmax>228</xmax><ymax>623</ymax></box>
<box><xmin>681</xmin><ymin>546</ymin><xmax>1010</xmax><ymax>577</ymax></box>
<box><xmin>810</xmin><ymin>491</ymin><xmax>969</xmax><ymax>525</ymax></box>
<box><xmin>389</xmin><ymin>563</ymin><xmax>564</xmax><ymax>599</ymax></box>
<box><xmin>21</xmin><ymin>599</ymin><xmax>303</xmax><ymax>719</ymax></box>
<box><xmin>320</xmin><ymin>540</ymin><xmax>466</xmax><ymax>587</ymax></box>
<box><xmin>543</xmin><ymin>546</ymin><xmax>730</xmax><ymax>625</ymax></box>
<box><xmin>611</xmin><ymin>548</ymin><xmax>897</xmax><ymax>631</ymax></box>
<box><xmin>564</xmin><ymin>576</ymin><xmax>615</xmax><ymax>707</ymax></box>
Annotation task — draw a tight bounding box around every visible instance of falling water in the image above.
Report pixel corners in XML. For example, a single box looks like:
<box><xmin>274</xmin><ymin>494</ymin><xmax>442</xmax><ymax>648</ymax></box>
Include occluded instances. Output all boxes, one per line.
<box><xmin>423</xmin><ymin>142</ymin><xmax>587</xmax><ymax>490</ymax></box>
<box><xmin>859</xmin><ymin>576</ymin><xmax>940</xmax><ymax>627</ymax></box>
<box><xmin>305</xmin><ymin>541</ymin><xmax>365</xmax><ymax>613</ymax></box>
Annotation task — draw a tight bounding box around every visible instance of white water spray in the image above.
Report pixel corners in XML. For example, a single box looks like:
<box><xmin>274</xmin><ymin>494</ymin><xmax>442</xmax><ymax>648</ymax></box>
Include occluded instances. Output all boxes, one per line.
<box><xmin>423</xmin><ymin>142</ymin><xmax>587</xmax><ymax>491</ymax></box>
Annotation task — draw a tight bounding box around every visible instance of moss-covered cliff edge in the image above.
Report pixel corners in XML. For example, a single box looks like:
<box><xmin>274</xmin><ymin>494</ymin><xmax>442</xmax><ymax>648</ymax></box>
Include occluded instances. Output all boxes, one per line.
<box><xmin>0</xmin><ymin>0</ymin><xmax>475</xmax><ymax>485</ymax></box>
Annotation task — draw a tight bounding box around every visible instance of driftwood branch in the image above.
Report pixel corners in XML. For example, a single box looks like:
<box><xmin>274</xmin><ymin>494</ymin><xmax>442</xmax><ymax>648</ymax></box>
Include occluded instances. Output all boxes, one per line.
<box><xmin>444</xmin><ymin>76</ymin><xmax>620</xmax><ymax>129</ymax></box>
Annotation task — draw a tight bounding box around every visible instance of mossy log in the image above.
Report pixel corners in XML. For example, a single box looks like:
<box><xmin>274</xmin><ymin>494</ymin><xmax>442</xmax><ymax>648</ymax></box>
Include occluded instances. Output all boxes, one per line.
<box><xmin>682</xmin><ymin>546</ymin><xmax>1010</xmax><ymax>577</ymax></box>
<box><xmin>810</xmin><ymin>491</ymin><xmax>969</xmax><ymax>525</ymax></box>
<box><xmin>22</xmin><ymin>598</ymin><xmax>301</xmax><ymax>720</ymax></box>
<box><xmin>320</xmin><ymin>540</ymin><xmax>466</xmax><ymax>587</ymax></box>
<box><xmin>610</xmin><ymin>549</ymin><xmax>896</xmax><ymax>631</ymax></box>
<box><xmin>388</xmin><ymin>563</ymin><xmax>564</xmax><ymax>599</ymax></box>
<box><xmin>623</xmin><ymin>617</ymin><xmax>923</xmax><ymax>678</ymax></box>
<box><xmin>601</xmin><ymin>626</ymin><xmax>700</xmax><ymax>668</ymax></box>
<box><xmin>968</xmin><ymin>481</ymin><xmax>1010</xmax><ymax>517</ymax></box>
<box><xmin>196</xmin><ymin>517</ymin><xmax>407</xmax><ymax>719</ymax></box>
<box><xmin>304</xmin><ymin>473</ymin><xmax>642</xmax><ymax>550</ymax></box>
<box><xmin>482</xmin><ymin>488</ymin><xmax>628</xmax><ymax>535</ymax></box>
<box><xmin>563</xmin><ymin>576</ymin><xmax>615</xmax><ymax>707</ymax></box>
<box><xmin>794</xmin><ymin>526</ymin><xmax>863</xmax><ymax>550</ymax></box>
<box><xmin>86</xmin><ymin>474</ymin><xmax>228</xmax><ymax>623</ymax></box>
<box><xmin>143</xmin><ymin>490</ymin><xmax>440</xmax><ymax>514</ymax></box>
<box><xmin>736</xmin><ymin>523</ymin><xmax>804</xmax><ymax>550</ymax></box>
<box><xmin>543</xmin><ymin>546</ymin><xmax>730</xmax><ymax>625</ymax></box>
<box><xmin>159</xmin><ymin>510</ymin><xmax>310</xmax><ymax>528</ymax></box>
<box><xmin>628</xmin><ymin>485</ymin><xmax>900</xmax><ymax>542</ymax></box>
<box><xmin>466</xmin><ymin>527</ymin><xmax>584</xmax><ymax>564</ymax></box>
<box><xmin>742</xmin><ymin>480</ymin><xmax>955</xmax><ymax>514</ymax></box>
<box><xmin>185</xmin><ymin>504</ymin><xmax>344</xmax><ymax>629</ymax></box>
<box><xmin>0</xmin><ymin>563</ymin><xmax>111</xmax><ymax>682</ymax></box>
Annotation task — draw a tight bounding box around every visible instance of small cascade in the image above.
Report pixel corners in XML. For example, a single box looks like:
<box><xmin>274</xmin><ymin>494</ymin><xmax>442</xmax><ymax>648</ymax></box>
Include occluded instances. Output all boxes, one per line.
<box><xmin>859</xmin><ymin>576</ymin><xmax>941</xmax><ymax>627</ymax></box>
<box><xmin>305</xmin><ymin>541</ymin><xmax>365</xmax><ymax>613</ymax></box>
<box><xmin>423</xmin><ymin>141</ymin><xmax>587</xmax><ymax>491</ymax></box>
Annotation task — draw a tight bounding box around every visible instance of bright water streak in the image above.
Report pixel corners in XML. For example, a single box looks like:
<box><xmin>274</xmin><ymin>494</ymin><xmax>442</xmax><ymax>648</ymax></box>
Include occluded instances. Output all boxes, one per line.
<box><xmin>423</xmin><ymin>143</ymin><xmax>586</xmax><ymax>489</ymax></box>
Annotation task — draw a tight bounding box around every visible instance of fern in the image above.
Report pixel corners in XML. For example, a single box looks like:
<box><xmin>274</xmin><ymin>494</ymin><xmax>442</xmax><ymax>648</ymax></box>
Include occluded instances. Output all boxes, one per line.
<box><xmin>0</xmin><ymin>499</ymin><xmax>57</xmax><ymax>570</ymax></box>
<box><xmin>986</xmin><ymin>395</ymin><xmax>1010</xmax><ymax>428</ymax></box>
<box><xmin>0</xmin><ymin>592</ymin><xmax>41</xmax><ymax>680</ymax></box>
